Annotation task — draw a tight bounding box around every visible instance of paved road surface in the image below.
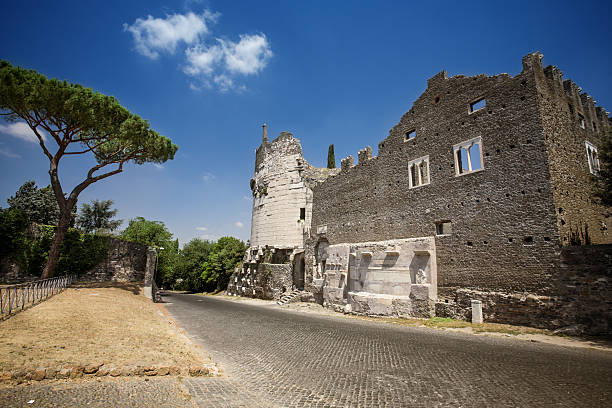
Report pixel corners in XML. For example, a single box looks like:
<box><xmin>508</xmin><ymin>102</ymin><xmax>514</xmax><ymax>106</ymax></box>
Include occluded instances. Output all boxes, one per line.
<box><xmin>163</xmin><ymin>293</ymin><xmax>612</xmax><ymax>407</ymax></box>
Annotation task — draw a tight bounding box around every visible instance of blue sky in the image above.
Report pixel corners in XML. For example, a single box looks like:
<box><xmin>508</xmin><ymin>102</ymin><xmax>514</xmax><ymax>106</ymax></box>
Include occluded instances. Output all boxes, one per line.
<box><xmin>1</xmin><ymin>0</ymin><xmax>611</xmax><ymax>246</ymax></box>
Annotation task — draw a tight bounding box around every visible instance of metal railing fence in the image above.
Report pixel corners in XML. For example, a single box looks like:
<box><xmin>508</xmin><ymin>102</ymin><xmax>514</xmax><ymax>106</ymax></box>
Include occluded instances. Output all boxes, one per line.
<box><xmin>0</xmin><ymin>274</ymin><xmax>76</xmax><ymax>319</ymax></box>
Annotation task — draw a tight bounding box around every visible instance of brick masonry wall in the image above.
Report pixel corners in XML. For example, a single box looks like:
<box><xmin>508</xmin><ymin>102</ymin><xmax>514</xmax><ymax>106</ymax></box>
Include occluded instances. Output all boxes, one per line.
<box><xmin>534</xmin><ymin>54</ymin><xmax>612</xmax><ymax>246</ymax></box>
<box><xmin>436</xmin><ymin>245</ymin><xmax>611</xmax><ymax>335</ymax></box>
<box><xmin>306</xmin><ymin>53</ymin><xmax>612</xmax><ymax>332</ymax></box>
<box><xmin>310</xmin><ymin>53</ymin><xmax>560</xmax><ymax>295</ymax></box>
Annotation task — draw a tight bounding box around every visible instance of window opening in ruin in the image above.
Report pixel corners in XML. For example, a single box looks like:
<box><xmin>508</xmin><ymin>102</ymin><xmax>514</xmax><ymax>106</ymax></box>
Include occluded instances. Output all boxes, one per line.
<box><xmin>469</xmin><ymin>98</ymin><xmax>486</xmax><ymax>113</ymax></box>
<box><xmin>578</xmin><ymin>113</ymin><xmax>585</xmax><ymax>129</ymax></box>
<box><xmin>523</xmin><ymin>236</ymin><xmax>534</xmax><ymax>246</ymax></box>
<box><xmin>454</xmin><ymin>137</ymin><xmax>484</xmax><ymax>176</ymax></box>
<box><xmin>436</xmin><ymin>221</ymin><xmax>452</xmax><ymax>236</ymax></box>
<box><xmin>404</xmin><ymin>129</ymin><xmax>416</xmax><ymax>142</ymax></box>
<box><xmin>408</xmin><ymin>155</ymin><xmax>430</xmax><ymax>188</ymax></box>
<box><xmin>433</xmin><ymin>95</ymin><xmax>441</xmax><ymax>104</ymax></box>
<box><xmin>585</xmin><ymin>141</ymin><xmax>600</xmax><ymax>175</ymax></box>
<box><xmin>592</xmin><ymin>122</ymin><xmax>597</xmax><ymax>132</ymax></box>
<box><xmin>299</xmin><ymin>207</ymin><xmax>306</xmax><ymax>220</ymax></box>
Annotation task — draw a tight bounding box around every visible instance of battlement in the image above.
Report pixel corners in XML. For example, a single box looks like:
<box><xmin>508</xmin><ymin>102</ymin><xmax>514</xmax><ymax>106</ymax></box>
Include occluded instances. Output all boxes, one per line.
<box><xmin>539</xmin><ymin>62</ymin><xmax>610</xmax><ymax>129</ymax></box>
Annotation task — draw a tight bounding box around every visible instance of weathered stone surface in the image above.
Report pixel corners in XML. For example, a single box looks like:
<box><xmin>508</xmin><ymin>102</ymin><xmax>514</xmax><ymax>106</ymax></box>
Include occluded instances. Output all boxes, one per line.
<box><xmin>157</xmin><ymin>366</ymin><xmax>170</xmax><ymax>376</ymax></box>
<box><xmin>169</xmin><ymin>366</ymin><xmax>181</xmax><ymax>375</ymax></box>
<box><xmin>109</xmin><ymin>367</ymin><xmax>121</xmax><ymax>377</ymax></box>
<box><xmin>80</xmin><ymin>238</ymin><xmax>148</xmax><ymax>282</ymax></box>
<box><xmin>96</xmin><ymin>365</ymin><xmax>110</xmax><ymax>377</ymax></box>
<box><xmin>44</xmin><ymin>367</ymin><xmax>58</xmax><ymax>380</ymax></box>
<box><xmin>33</xmin><ymin>368</ymin><xmax>46</xmax><ymax>381</ymax></box>
<box><xmin>56</xmin><ymin>368</ymin><xmax>71</xmax><ymax>379</ymax></box>
<box><xmin>69</xmin><ymin>365</ymin><xmax>84</xmax><ymax>379</ymax></box>
<box><xmin>83</xmin><ymin>363</ymin><xmax>101</xmax><ymax>374</ymax></box>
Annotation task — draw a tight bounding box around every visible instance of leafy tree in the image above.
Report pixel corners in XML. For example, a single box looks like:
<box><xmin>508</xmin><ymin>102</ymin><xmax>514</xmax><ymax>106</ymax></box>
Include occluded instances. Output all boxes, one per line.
<box><xmin>594</xmin><ymin>128</ymin><xmax>612</xmax><ymax>207</ymax></box>
<box><xmin>121</xmin><ymin>217</ymin><xmax>177</xmax><ymax>286</ymax></box>
<box><xmin>121</xmin><ymin>217</ymin><xmax>172</xmax><ymax>247</ymax></box>
<box><xmin>327</xmin><ymin>144</ymin><xmax>336</xmax><ymax>169</ymax></box>
<box><xmin>0</xmin><ymin>61</ymin><xmax>178</xmax><ymax>278</ymax></box>
<box><xmin>7</xmin><ymin>180</ymin><xmax>61</xmax><ymax>225</ymax></box>
<box><xmin>77</xmin><ymin>199</ymin><xmax>122</xmax><ymax>234</ymax></box>
<box><xmin>0</xmin><ymin>208</ymin><xmax>30</xmax><ymax>265</ymax></box>
<box><xmin>201</xmin><ymin>237</ymin><xmax>246</xmax><ymax>292</ymax></box>
<box><xmin>173</xmin><ymin>238</ymin><xmax>215</xmax><ymax>291</ymax></box>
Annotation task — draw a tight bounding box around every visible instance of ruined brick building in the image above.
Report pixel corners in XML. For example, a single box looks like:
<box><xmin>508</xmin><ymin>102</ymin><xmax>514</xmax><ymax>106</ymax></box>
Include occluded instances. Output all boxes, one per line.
<box><xmin>227</xmin><ymin>53</ymin><xmax>612</xmax><ymax>335</ymax></box>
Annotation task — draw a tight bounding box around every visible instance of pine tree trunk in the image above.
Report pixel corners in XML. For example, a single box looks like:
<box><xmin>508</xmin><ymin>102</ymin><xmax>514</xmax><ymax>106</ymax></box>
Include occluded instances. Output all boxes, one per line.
<box><xmin>40</xmin><ymin>210</ymin><xmax>71</xmax><ymax>279</ymax></box>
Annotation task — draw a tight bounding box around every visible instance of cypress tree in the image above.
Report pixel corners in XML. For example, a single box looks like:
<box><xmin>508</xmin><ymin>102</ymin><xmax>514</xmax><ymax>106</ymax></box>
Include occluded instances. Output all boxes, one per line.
<box><xmin>327</xmin><ymin>144</ymin><xmax>336</xmax><ymax>169</ymax></box>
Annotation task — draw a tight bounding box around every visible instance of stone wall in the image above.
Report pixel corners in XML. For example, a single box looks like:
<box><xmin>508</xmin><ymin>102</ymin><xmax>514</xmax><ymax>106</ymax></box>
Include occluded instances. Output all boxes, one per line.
<box><xmin>317</xmin><ymin>237</ymin><xmax>437</xmax><ymax>318</ymax></box>
<box><xmin>0</xmin><ymin>237</ymin><xmax>149</xmax><ymax>284</ymax></box>
<box><xmin>534</xmin><ymin>54</ymin><xmax>612</xmax><ymax>245</ymax></box>
<box><xmin>227</xmin><ymin>261</ymin><xmax>292</xmax><ymax>300</ymax></box>
<box><xmin>436</xmin><ymin>244</ymin><xmax>612</xmax><ymax>335</ymax></box>
<box><xmin>80</xmin><ymin>238</ymin><xmax>148</xmax><ymax>282</ymax></box>
<box><xmin>310</xmin><ymin>53</ymin><xmax>562</xmax><ymax>296</ymax></box>
<box><xmin>250</xmin><ymin>132</ymin><xmax>338</xmax><ymax>249</ymax></box>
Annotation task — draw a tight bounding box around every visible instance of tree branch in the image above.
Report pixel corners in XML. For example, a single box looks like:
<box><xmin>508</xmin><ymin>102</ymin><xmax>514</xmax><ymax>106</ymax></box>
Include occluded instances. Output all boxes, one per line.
<box><xmin>64</xmin><ymin>140</ymin><xmax>108</xmax><ymax>155</ymax></box>
<box><xmin>23</xmin><ymin>118</ymin><xmax>54</xmax><ymax>161</ymax></box>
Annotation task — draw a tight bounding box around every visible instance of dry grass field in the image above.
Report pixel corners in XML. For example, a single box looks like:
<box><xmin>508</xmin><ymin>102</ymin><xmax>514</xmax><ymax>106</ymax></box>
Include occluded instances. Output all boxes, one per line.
<box><xmin>0</xmin><ymin>282</ymin><xmax>209</xmax><ymax>372</ymax></box>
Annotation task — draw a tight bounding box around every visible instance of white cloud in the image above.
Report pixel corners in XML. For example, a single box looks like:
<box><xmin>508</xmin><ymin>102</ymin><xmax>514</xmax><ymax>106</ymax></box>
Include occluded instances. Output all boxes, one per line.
<box><xmin>124</xmin><ymin>11</ymin><xmax>217</xmax><ymax>59</ymax></box>
<box><xmin>126</xmin><ymin>9</ymin><xmax>272</xmax><ymax>91</ymax></box>
<box><xmin>222</xmin><ymin>34</ymin><xmax>273</xmax><ymax>75</ymax></box>
<box><xmin>184</xmin><ymin>43</ymin><xmax>223</xmax><ymax>76</ymax></box>
<box><xmin>184</xmin><ymin>34</ymin><xmax>272</xmax><ymax>91</ymax></box>
<box><xmin>243</xmin><ymin>195</ymin><xmax>251</xmax><ymax>201</ymax></box>
<box><xmin>196</xmin><ymin>226</ymin><xmax>207</xmax><ymax>231</ymax></box>
<box><xmin>202</xmin><ymin>171</ymin><xmax>215</xmax><ymax>182</ymax></box>
<box><xmin>0</xmin><ymin>146</ymin><xmax>21</xmax><ymax>159</ymax></box>
<box><xmin>153</xmin><ymin>163</ymin><xmax>164</xmax><ymax>170</ymax></box>
<box><xmin>235</xmin><ymin>221</ymin><xmax>244</xmax><ymax>228</ymax></box>
<box><xmin>0</xmin><ymin>122</ymin><xmax>46</xmax><ymax>143</ymax></box>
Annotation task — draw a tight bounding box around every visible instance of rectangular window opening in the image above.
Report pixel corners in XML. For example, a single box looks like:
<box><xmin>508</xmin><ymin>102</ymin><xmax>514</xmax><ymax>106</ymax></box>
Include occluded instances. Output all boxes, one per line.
<box><xmin>299</xmin><ymin>207</ymin><xmax>306</xmax><ymax>220</ymax></box>
<box><xmin>408</xmin><ymin>156</ymin><xmax>430</xmax><ymax>188</ymax></box>
<box><xmin>404</xmin><ymin>129</ymin><xmax>416</xmax><ymax>142</ymax></box>
<box><xmin>585</xmin><ymin>141</ymin><xmax>600</xmax><ymax>175</ymax></box>
<box><xmin>454</xmin><ymin>137</ymin><xmax>484</xmax><ymax>176</ymax></box>
<box><xmin>578</xmin><ymin>113</ymin><xmax>585</xmax><ymax>129</ymax></box>
<box><xmin>469</xmin><ymin>98</ymin><xmax>486</xmax><ymax>113</ymax></box>
<box><xmin>436</xmin><ymin>221</ymin><xmax>452</xmax><ymax>235</ymax></box>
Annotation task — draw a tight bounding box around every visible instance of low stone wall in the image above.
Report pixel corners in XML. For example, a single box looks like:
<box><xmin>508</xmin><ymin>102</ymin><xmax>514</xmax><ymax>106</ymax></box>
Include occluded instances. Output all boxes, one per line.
<box><xmin>1</xmin><ymin>362</ymin><xmax>219</xmax><ymax>385</ymax></box>
<box><xmin>227</xmin><ymin>262</ymin><xmax>292</xmax><ymax>300</ymax></box>
<box><xmin>436</xmin><ymin>244</ymin><xmax>612</xmax><ymax>335</ymax></box>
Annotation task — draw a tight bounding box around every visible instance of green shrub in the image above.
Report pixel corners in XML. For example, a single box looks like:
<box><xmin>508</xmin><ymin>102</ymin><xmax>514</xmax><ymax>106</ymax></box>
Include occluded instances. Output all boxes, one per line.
<box><xmin>1</xmin><ymin>214</ymin><xmax>109</xmax><ymax>277</ymax></box>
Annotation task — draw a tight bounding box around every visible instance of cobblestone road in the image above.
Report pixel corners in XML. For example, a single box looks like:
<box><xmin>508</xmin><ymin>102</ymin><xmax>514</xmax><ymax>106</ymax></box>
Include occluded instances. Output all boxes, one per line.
<box><xmin>165</xmin><ymin>293</ymin><xmax>612</xmax><ymax>408</ymax></box>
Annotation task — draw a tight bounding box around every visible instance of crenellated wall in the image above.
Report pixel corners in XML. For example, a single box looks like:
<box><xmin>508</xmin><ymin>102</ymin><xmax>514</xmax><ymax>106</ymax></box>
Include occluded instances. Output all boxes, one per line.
<box><xmin>306</xmin><ymin>53</ymin><xmax>611</xmax><ymax>333</ymax></box>
<box><xmin>312</xmin><ymin>53</ymin><xmax>562</xmax><ymax>296</ymax></box>
<box><xmin>236</xmin><ymin>53</ymin><xmax>612</xmax><ymax>334</ymax></box>
<box><xmin>534</xmin><ymin>54</ymin><xmax>612</xmax><ymax>245</ymax></box>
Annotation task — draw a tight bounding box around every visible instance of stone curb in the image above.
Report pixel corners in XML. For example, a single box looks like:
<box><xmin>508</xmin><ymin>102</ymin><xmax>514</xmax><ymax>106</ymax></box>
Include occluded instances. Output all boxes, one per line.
<box><xmin>0</xmin><ymin>363</ymin><xmax>219</xmax><ymax>385</ymax></box>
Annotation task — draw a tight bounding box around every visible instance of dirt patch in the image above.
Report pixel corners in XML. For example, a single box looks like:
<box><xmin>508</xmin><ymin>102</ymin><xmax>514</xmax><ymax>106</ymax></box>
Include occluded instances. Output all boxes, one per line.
<box><xmin>0</xmin><ymin>282</ymin><xmax>212</xmax><ymax>372</ymax></box>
